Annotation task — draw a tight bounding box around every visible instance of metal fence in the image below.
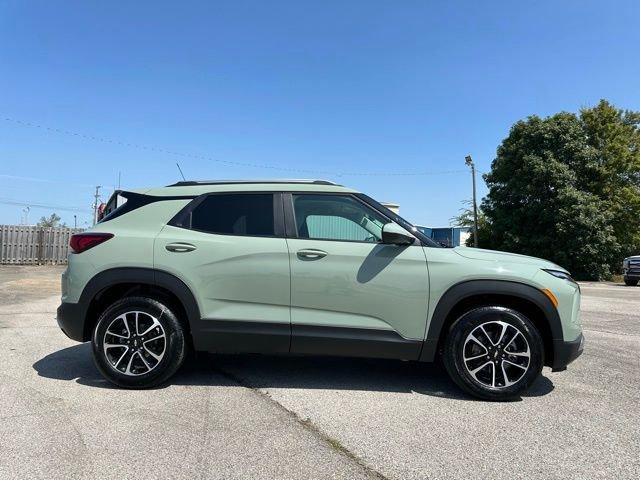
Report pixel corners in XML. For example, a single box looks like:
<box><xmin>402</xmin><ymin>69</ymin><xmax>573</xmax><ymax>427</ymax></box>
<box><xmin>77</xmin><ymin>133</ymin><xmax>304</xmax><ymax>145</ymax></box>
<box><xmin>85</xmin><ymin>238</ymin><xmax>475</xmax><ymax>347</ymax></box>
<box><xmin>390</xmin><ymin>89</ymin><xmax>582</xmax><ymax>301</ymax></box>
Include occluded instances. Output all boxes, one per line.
<box><xmin>0</xmin><ymin>225</ymin><xmax>84</xmax><ymax>265</ymax></box>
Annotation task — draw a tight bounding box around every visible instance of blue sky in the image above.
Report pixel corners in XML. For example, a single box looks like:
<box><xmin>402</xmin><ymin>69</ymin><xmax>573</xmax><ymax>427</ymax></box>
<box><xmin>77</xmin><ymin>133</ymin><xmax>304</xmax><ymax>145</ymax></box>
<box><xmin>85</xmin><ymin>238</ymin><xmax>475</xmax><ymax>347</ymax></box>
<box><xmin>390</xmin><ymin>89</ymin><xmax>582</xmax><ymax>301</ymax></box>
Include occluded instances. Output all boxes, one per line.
<box><xmin>1</xmin><ymin>1</ymin><xmax>639</xmax><ymax>227</ymax></box>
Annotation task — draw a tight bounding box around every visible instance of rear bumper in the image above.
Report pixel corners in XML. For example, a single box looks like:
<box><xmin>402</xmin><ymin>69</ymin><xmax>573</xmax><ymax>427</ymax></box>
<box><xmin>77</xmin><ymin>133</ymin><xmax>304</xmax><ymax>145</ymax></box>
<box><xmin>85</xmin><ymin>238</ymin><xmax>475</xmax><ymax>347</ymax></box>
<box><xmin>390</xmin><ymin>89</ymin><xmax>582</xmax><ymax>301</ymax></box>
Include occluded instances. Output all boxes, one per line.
<box><xmin>56</xmin><ymin>302</ymin><xmax>86</xmax><ymax>342</ymax></box>
<box><xmin>624</xmin><ymin>272</ymin><xmax>640</xmax><ymax>280</ymax></box>
<box><xmin>551</xmin><ymin>333</ymin><xmax>584</xmax><ymax>371</ymax></box>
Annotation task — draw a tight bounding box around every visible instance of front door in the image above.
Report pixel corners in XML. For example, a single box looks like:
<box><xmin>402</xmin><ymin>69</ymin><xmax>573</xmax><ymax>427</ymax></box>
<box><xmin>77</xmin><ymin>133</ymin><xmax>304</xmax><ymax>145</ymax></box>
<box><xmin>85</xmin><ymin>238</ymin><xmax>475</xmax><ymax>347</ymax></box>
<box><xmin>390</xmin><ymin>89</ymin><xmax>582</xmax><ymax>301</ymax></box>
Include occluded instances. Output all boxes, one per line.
<box><xmin>284</xmin><ymin>193</ymin><xmax>429</xmax><ymax>359</ymax></box>
<box><xmin>154</xmin><ymin>192</ymin><xmax>291</xmax><ymax>353</ymax></box>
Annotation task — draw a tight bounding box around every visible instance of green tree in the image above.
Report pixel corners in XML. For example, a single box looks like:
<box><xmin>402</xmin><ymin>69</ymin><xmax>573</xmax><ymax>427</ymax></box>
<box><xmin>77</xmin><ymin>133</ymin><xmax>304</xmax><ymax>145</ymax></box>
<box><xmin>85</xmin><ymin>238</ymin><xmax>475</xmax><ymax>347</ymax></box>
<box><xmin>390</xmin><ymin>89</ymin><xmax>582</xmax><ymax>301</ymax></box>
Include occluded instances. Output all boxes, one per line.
<box><xmin>450</xmin><ymin>200</ymin><xmax>491</xmax><ymax>247</ymax></box>
<box><xmin>580</xmin><ymin>100</ymin><xmax>640</xmax><ymax>258</ymax></box>
<box><xmin>37</xmin><ymin>213</ymin><xmax>66</xmax><ymax>228</ymax></box>
<box><xmin>482</xmin><ymin>111</ymin><xmax>620</xmax><ymax>280</ymax></box>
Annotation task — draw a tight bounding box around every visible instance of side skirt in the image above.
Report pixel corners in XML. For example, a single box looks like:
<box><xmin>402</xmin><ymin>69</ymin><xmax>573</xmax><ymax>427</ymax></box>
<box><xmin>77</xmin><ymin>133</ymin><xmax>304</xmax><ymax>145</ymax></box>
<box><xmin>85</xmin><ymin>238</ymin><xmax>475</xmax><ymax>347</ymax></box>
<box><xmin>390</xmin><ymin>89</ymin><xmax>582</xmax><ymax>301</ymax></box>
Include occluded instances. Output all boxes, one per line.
<box><xmin>194</xmin><ymin>320</ymin><xmax>291</xmax><ymax>354</ymax></box>
<box><xmin>291</xmin><ymin>325</ymin><xmax>422</xmax><ymax>360</ymax></box>
<box><xmin>193</xmin><ymin>321</ymin><xmax>424</xmax><ymax>361</ymax></box>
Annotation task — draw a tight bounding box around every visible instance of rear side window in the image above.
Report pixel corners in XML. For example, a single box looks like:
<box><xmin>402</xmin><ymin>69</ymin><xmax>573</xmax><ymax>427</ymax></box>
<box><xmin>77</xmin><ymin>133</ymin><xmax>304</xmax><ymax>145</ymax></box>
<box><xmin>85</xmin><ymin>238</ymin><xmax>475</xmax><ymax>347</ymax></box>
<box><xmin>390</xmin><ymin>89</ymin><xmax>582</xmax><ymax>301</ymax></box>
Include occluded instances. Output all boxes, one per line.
<box><xmin>189</xmin><ymin>194</ymin><xmax>275</xmax><ymax>236</ymax></box>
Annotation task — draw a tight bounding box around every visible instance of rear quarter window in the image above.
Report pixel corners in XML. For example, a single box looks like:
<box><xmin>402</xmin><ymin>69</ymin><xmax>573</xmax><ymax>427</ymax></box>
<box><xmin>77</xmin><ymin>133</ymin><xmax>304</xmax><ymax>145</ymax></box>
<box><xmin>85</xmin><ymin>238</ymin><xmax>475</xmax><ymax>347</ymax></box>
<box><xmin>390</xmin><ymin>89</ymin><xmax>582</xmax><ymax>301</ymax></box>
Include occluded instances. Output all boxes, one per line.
<box><xmin>187</xmin><ymin>193</ymin><xmax>275</xmax><ymax>237</ymax></box>
<box><xmin>99</xmin><ymin>191</ymin><xmax>194</xmax><ymax>224</ymax></box>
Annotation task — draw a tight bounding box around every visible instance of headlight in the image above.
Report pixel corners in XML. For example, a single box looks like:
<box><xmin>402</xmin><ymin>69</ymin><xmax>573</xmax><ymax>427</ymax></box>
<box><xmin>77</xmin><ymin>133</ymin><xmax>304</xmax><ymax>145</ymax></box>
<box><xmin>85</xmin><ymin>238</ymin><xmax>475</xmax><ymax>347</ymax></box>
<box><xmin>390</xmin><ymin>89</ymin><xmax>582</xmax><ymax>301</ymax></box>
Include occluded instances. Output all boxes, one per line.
<box><xmin>542</xmin><ymin>269</ymin><xmax>577</xmax><ymax>284</ymax></box>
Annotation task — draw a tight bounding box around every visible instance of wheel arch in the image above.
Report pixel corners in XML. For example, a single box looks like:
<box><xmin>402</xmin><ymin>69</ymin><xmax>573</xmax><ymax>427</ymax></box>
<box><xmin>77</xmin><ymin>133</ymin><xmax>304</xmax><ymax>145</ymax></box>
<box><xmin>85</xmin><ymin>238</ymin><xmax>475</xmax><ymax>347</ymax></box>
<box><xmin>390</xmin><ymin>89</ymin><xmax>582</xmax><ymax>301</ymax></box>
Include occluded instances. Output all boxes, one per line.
<box><xmin>78</xmin><ymin>267</ymin><xmax>200</xmax><ymax>342</ymax></box>
<box><xmin>420</xmin><ymin>280</ymin><xmax>562</xmax><ymax>367</ymax></box>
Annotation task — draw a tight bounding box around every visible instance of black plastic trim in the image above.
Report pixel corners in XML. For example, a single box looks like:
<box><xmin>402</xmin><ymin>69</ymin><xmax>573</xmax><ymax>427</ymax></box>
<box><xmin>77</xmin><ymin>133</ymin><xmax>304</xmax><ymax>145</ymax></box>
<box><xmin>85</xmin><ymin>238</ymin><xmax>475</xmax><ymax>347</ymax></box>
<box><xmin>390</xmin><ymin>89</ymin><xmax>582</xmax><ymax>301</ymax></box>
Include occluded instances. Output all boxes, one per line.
<box><xmin>273</xmin><ymin>192</ymin><xmax>285</xmax><ymax>237</ymax></box>
<box><xmin>291</xmin><ymin>324</ymin><xmax>422</xmax><ymax>360</ymax></box>
<box><xmin>551</xmin><ymin>334</ymin><xmax>584</xmax><ymax>370</ymax></box>
<box><xmin>56</xmin><ymin>302</ymin><xmax>84</xmax><ymax>341</ymax></box>
<box><xmin>419</xmin><ymin>280</ymin><xmax>564</xmax><ymax>363</ymax></box>
<box><xmin>282</xmin><ymin>192</ymin><xmax>297</xmax><ymax>238</ymax></box>
<box><xmin>194</xmin><ymin>320</ymin><xmax>291</xmax><ymax>354</ymax></box>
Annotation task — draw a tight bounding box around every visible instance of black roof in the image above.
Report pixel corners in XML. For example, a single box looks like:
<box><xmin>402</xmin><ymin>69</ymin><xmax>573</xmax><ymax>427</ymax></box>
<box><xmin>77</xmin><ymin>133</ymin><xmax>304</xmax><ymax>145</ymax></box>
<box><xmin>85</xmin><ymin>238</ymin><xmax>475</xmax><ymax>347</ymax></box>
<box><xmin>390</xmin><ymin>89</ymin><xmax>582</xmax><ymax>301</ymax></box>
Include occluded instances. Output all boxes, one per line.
<box><xmin>166</xmin><ymin>179</ymin><xmax>341</xmax><ymax>187</ymax></box>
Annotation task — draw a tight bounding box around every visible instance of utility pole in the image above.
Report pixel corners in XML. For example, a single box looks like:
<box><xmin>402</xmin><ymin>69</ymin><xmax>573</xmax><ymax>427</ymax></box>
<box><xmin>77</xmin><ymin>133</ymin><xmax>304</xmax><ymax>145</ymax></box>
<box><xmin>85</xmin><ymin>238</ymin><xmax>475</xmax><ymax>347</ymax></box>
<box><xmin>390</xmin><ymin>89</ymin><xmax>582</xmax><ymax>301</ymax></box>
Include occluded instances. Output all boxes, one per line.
<box><xmin>465</xmin><ymin>155</ymin><xmax>479</xmax><ymax>247</ymax></box>
<box><xmin>22</xmin><ymin>206</ymin><xmax>30</xmax><ymax>225</ymax></box>
<box><xmin>73</xmin><ymin>215</ymin><xmax>77</xmax><ymax>229</ymax></box>
<box><xmin>93</xmin><ymin>186</ymin><xmax>102</xmax><ymax>225</ymax></box>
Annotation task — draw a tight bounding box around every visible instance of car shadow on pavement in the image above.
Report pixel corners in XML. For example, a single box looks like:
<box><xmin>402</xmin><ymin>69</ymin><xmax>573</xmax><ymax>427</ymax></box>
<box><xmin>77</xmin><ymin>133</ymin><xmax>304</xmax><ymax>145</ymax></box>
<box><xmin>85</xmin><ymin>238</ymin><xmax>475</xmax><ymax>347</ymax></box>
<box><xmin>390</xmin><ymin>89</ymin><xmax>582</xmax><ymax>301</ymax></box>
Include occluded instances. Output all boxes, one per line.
<box><xmin>33</xmin><ymin>344</ymin><xmax>554</xmax><ymax>401</ymax></box>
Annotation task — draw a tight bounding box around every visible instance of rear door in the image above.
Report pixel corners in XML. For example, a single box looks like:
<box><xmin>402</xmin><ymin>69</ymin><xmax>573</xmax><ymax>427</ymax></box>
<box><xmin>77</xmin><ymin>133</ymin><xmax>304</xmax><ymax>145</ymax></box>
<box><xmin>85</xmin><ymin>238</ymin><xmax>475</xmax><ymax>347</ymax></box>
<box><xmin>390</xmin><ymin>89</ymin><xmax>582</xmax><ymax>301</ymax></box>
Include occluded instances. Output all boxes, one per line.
<box><xmin>154</xmin><ymin>192</ymin><xmax>291</xmax><ymax>353</ymax></box>
<box><xmin>284</xmin><ymin>193</ymin><xmax>429</xmax><ymax>359</ymax></box>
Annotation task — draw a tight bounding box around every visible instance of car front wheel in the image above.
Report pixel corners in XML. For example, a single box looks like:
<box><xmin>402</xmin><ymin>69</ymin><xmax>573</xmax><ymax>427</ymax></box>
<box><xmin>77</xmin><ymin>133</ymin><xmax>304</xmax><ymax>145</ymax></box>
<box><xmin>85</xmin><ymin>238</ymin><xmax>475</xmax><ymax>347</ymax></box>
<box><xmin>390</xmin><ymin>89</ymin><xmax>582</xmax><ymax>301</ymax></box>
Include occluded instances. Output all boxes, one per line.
<box><xmin>92</xmin><ymin>296</ymin><xmax>186</xmax><ymax>388</ymax></box>
<box><xmin>443</xmin><ymin>306</ymin><xmax>544</xmax><ymax>401</ymax></box>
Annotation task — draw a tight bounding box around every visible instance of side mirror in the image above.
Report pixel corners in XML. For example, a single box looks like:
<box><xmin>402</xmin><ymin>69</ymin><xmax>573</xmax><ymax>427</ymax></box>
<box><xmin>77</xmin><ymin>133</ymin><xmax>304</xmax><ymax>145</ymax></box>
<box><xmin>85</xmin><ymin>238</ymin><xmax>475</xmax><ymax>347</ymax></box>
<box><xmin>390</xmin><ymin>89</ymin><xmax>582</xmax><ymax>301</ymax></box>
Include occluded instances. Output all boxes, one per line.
<box><xmin>381</xmin><ymin>223</ymin><xmax>415</xmax><ymax>245</ymax></box>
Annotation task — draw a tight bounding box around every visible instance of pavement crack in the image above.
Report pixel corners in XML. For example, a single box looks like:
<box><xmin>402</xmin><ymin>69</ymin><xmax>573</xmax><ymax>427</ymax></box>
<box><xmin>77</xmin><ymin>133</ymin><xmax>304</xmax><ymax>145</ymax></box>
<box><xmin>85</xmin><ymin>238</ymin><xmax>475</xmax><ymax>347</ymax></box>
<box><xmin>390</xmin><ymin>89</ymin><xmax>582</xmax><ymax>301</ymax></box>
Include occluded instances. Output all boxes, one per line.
<box><xmin>211</xmin><ymin>364</ymin><xmax>390</xmax><ymax>480</ymax></box>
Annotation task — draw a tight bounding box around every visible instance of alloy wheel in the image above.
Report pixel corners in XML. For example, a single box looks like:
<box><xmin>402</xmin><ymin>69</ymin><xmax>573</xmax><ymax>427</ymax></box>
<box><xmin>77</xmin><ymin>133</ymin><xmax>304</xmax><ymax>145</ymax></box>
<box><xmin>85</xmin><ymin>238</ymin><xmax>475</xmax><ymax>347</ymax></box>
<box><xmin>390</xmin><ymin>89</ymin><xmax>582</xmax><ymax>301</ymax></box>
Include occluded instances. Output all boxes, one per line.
<box><xmin>102</xmin><ymin>311</ymin><xmax>166</xmax><ymax>376</ymax></box>
<box><xmin>462</xmin><ymin>320</ymin><xmax>530</xmax><ymax>388</ymax></box>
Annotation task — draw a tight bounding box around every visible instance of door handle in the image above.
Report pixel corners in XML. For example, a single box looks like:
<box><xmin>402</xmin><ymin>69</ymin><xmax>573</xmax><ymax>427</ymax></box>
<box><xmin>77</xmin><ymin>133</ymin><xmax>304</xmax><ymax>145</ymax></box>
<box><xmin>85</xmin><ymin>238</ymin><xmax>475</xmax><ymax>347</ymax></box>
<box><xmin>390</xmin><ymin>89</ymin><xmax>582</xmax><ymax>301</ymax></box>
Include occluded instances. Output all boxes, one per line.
<box><xmin>166</xmin><ymin>242</ymin><xmax>197</xmax><ymax>253</ymax></box>
<box><xmin>297</xmin><ymin>249</ymin><xmax>328</xmax><ymax>260</ymax></box>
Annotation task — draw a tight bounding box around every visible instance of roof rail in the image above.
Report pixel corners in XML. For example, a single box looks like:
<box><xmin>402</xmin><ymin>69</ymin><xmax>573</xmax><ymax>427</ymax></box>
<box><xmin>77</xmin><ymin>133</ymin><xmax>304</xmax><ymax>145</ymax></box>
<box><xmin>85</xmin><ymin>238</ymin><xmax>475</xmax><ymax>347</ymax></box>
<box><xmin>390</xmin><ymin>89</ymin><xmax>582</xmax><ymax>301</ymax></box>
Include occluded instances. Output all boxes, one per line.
<box><xmin>166</xmin><ymin>179</ymin><xmax>341</xmax><ymax>187</ymax></box>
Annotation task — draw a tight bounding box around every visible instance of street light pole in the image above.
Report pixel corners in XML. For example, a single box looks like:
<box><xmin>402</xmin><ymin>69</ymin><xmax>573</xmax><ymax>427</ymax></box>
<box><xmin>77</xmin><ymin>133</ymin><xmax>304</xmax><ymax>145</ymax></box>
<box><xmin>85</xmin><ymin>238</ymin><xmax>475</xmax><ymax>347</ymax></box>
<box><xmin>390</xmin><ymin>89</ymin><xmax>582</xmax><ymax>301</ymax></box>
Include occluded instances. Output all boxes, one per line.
<box><xmin>465</xmin><ymin>155</ymin><xmax>479</xmax><ymax>248</ymax></box>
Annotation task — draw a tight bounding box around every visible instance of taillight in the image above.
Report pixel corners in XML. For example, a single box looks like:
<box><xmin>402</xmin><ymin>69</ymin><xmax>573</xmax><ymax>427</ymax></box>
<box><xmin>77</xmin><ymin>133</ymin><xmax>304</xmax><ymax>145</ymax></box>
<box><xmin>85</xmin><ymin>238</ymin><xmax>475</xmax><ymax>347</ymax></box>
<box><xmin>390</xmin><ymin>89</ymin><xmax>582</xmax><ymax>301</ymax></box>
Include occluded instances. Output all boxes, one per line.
<box><xmin>69</xmin><ymin>233</ymin><xmax>114</xmax><ymax>253</ymax></box>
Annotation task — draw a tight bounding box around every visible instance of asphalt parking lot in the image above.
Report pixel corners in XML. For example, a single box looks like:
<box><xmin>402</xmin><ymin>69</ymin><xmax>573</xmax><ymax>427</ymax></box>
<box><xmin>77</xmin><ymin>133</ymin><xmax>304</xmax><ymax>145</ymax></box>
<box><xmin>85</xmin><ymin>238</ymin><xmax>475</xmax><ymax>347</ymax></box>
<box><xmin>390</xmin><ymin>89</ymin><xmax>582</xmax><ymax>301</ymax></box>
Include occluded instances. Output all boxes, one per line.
<box><xmin>0</xmin><ymin>266</ymin><xmax>638</xmax><ymax>479</ymax></box>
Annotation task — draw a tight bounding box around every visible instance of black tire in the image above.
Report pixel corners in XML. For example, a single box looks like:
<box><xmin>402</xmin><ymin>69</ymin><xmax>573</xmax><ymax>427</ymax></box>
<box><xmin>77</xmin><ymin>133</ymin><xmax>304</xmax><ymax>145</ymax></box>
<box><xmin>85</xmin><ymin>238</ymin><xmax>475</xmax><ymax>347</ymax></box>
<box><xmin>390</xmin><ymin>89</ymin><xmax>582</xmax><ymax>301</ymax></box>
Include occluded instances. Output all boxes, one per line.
<box><xmin>92</xmin><ymin>296</ymin><xmax>187</xmax><ymax>388</ymax></box>
<box><xmin>443</xmin><ymin>306</ymin><xmax>544</xmax><ymax>401</ymax></box>
<box><xmin>624</xmin><ymin>278</ymin><xmax>638</xmax><ymax>286</ymax></box>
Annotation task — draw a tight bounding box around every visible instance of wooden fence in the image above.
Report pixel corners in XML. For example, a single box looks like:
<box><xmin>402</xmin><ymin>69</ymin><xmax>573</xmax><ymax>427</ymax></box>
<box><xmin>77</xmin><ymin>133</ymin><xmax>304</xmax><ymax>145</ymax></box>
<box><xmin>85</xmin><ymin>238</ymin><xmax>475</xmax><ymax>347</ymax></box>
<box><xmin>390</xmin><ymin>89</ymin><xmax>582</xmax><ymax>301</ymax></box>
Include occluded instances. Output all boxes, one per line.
<box><xmin>0</xmin><ymin>225</ymin><xmax>84</xmax><ymax>265</ymax></box>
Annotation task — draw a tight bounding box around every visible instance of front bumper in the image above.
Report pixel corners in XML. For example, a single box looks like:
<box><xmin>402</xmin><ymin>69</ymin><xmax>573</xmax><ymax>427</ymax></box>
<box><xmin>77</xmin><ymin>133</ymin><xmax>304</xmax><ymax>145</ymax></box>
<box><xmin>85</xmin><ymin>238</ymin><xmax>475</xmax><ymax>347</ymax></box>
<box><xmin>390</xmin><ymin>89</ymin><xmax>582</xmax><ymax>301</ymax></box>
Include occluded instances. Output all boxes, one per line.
<box><xmin>551</xmin><ymin>333</ymin><xmax>584</xmax><ymax>371</ymax></box>
<box><xmin>624</xmin><ymin>271</ymin><xmax>640</xmax><ymax>280</ymax></box>
<box><xmin>56</xmin><ymin>302</ymin><xmax>86</xmax><ymax>342</ymax></box>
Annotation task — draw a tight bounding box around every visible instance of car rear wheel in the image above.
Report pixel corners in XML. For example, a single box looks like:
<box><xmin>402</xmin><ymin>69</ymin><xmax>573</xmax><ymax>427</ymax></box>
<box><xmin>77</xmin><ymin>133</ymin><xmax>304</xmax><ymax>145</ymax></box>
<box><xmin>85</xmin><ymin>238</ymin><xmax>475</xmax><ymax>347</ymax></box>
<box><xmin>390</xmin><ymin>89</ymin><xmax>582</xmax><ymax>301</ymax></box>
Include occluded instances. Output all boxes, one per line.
<box><xmin>443</xmin><ymin>306</ymin><xmax>544</xmax><ymax>401</ymax></box>
<box><xmin>92</xmin><ymin>296</ymin><xmax>186</xmax><ymax>388</ymax></box>
<box><xmin>624</xmin><ymin>278</ymin><xmax>638</xmax><ymax>286</ymax></box>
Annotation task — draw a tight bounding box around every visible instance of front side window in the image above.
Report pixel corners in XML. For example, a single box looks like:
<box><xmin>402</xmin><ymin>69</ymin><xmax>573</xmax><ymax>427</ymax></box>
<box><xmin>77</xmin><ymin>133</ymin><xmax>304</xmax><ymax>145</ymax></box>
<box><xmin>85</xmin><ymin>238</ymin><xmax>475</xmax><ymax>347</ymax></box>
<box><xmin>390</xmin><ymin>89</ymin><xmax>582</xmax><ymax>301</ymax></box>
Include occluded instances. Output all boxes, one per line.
<box><xmin>189</xmin><ymin>193</ymin><xmax>275</xmax><ymax>236</ymax></box>
<box><xmin>292</xmin><ymin>194</ymin><xmax>388</xmax><ymax>242</ymax></box>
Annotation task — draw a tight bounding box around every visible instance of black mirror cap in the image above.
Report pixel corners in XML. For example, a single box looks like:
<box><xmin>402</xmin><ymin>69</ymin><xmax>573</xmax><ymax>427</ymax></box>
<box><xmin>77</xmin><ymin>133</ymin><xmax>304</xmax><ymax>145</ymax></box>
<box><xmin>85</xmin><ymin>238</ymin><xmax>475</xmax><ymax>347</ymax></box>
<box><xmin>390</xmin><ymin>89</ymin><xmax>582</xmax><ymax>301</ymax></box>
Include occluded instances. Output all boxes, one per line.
<box><xmin>382</xmin><ymin>230</ymin><xmax>414</xmax><ymax>245</ymax></box>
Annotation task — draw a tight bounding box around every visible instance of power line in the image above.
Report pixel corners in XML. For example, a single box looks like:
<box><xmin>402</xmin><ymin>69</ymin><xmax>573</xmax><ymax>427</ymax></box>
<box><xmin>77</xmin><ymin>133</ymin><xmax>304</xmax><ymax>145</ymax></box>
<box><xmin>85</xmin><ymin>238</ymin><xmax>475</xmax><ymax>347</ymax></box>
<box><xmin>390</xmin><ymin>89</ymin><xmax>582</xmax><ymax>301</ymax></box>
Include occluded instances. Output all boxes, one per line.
<box><xmin>3</xmin><ymin>116</ymin><xmax>469</xmax><ymax>177</ymax></box>
<box><xmin>0</xmin><ymin>197</ymin><xmax>91</xmax><ymax>214</ymax></box>
<box><xmin>0</xmin><ymin>173</ymin><xmax>97</xmax><ymax>188</ymax></box>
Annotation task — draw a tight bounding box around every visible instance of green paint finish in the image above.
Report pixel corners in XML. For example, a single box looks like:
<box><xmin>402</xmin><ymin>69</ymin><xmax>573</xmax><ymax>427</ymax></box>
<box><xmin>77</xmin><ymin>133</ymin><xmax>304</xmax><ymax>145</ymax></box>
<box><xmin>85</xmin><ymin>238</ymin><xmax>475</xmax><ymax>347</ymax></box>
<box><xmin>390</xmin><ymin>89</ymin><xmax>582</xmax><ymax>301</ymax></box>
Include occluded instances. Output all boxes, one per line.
<box><xmin>287</xmin><ymin>239</ymin><xmax>429</xmax><ymax>340</ymax></box>
<box><xmin>62</xmin><ymin>199</ymin><xmax>190</xmax><ymax>303</ymax></box>
<box><xmin>424</xmin><ymin>246</ymin><xmax>582</xmax><ymax>341</ymax></box>
<box><xmin>155</xmin><ymin>225</ymin><xmax>291</xmax><ymax>325</ymax></box>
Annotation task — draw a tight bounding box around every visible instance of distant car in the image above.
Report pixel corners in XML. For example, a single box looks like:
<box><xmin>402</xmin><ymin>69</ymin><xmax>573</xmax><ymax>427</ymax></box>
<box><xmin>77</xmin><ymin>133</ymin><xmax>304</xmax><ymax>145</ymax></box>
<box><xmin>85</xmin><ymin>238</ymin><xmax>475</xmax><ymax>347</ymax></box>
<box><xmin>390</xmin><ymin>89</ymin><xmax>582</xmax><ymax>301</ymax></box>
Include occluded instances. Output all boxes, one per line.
<box><xmin>57</xmin><ymin>179</ymin><xmax>584</xmax><ymax>400</ymax></box>
<box><xmin>623</xmin><ymin>256</ymin><xmax>640</xmax><ymax>286</ymax></box>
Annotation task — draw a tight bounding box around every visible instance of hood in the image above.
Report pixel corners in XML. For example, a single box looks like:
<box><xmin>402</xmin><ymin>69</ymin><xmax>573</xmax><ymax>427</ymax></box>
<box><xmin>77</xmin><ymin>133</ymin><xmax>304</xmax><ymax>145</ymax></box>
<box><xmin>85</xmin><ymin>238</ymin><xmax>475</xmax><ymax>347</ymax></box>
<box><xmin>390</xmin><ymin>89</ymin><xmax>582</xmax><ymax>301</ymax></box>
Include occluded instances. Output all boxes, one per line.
<box><xmin>625</xmin><ymin>255</ymin><xmax>640</xmax><ymax>261</ymax></box>
<box><xmin>453</xmin><ymin>247</ymin><xmax>566</xmax><ymax>271</ymax></box>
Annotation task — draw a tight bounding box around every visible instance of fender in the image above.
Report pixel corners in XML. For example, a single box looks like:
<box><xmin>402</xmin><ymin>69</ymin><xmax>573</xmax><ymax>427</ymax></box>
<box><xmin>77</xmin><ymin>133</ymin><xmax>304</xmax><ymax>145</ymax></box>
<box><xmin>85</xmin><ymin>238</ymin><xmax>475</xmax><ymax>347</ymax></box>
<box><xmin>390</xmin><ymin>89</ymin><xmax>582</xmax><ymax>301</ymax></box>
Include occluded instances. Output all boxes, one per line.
<box><xmin>78</xmin><ymin>267</ymin><xmax>201</xmax><ymax>340</ymax></box>
<box><xmin>419</xmin><ymin>279</ymin><xmax>562</xmax><ymax>362</ymax></box>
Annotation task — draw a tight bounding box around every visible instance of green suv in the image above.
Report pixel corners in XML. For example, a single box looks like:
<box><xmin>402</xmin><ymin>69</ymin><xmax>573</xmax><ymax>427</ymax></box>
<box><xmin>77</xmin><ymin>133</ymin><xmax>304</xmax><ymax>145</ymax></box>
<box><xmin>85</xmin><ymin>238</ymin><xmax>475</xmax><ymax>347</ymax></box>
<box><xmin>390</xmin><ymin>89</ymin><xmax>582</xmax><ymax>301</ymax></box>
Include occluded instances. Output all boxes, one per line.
<box><xmin>57</xmin><ymin>180</ymin><xmax>583</xmax><ymax>400</ymax></box>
